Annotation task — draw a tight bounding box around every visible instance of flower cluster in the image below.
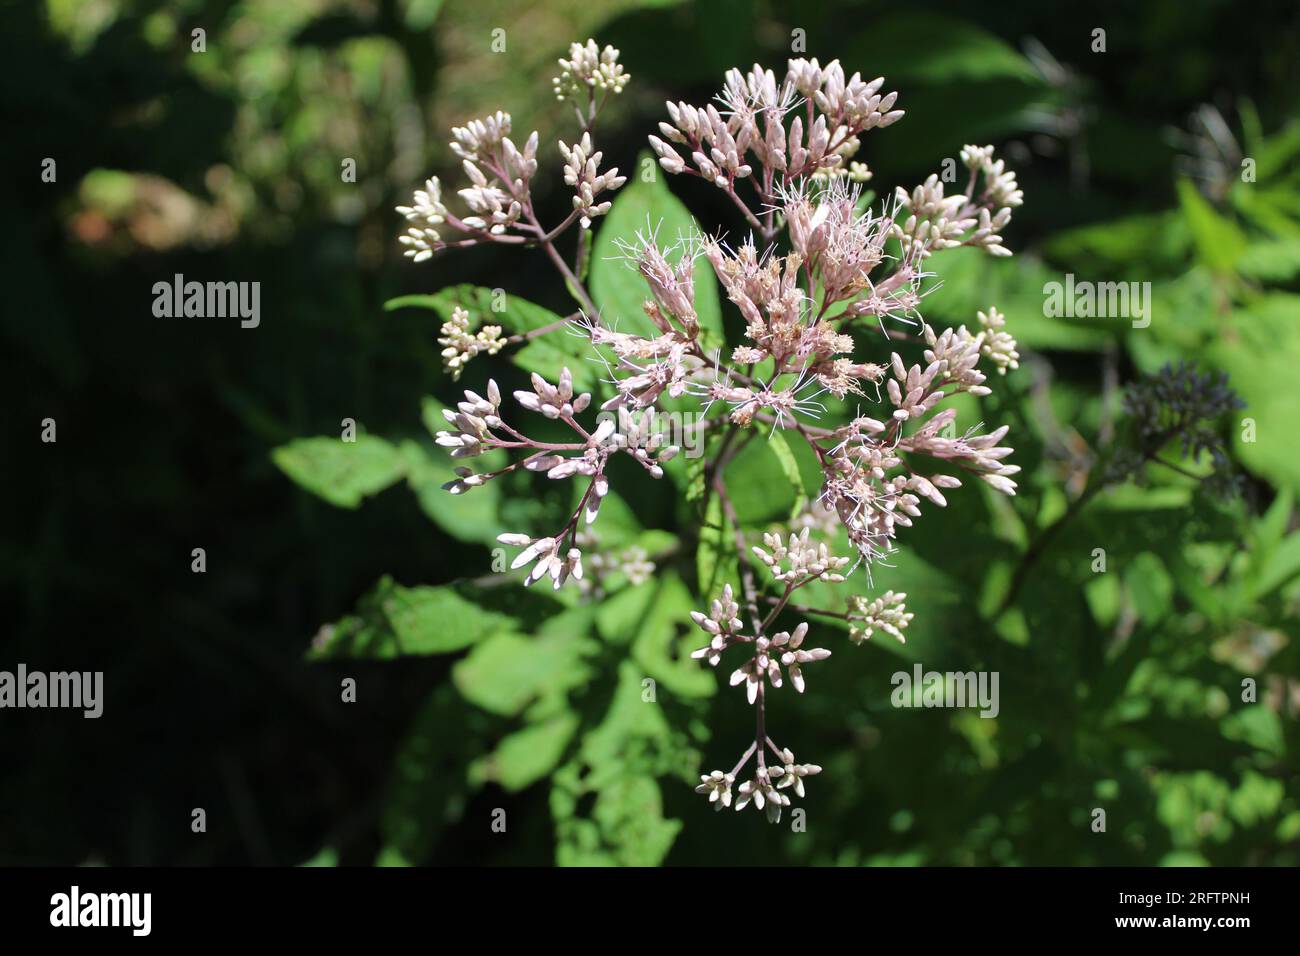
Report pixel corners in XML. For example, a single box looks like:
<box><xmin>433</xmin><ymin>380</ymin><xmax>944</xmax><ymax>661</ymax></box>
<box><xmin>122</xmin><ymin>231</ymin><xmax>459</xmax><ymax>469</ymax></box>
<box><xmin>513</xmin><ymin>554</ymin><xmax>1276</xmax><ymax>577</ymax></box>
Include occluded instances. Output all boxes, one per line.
<box><xmin>395</xmin><ymin>109</ymin><xmax>535</xmax><ymax>259</ymax></box>
<box><xmin>559</xmin><ymin>133</ymin><xmax>626</xmax><ymax>228</ymax></box>
<box><xmin>437</xmin><ymin>306</ymin><xmax>506</xmax><ymax>380</ymax></box>
<box><xmin>553</xmin><ymin>40</ymin><xmax>630</xmax><ymax>101</ymax></box>
<box><xmin>811</xmin><ymin>322</ymin><xmax>1021</xmax><ymax>568</ymax></box>
<box><xmin>977</xmin><ymin>306</ymin><xmax>1019</xmax><ymax>375</ymax></box>
<box><xmin>728</xmin><ymin>622</ymin><xmax>831</xmax><ymax>702</ymax></box>
<box><xmin>399</xmin><ymin>43</ymin><xmax>1025</xmax><ymax>824</ymax></box>
<box><xmin>1121</xmin><ymin>361</ymin><xmax>1243</xmax><ymax>463</ymax></box>
<box><xmin>1114</xmin><ymin>361</ymin><xmax>1245</xmax><ymax>498</ymax></box>
<box><xmin>892</xmin><ymin>144</ymin><xmax>1023</xmax><ymax>259</ymax></box>
<box><xmin>696</xmin><ymin>748</ymin><xmax>822</xmax><ymax>823</ymax></box>
<box><xmin>650</xmin><ymin>59</ymin><xmax>903</xmax><ymax>192</ymax></box>
<box><xmin>395</xmin><ymin>177</ymin><xmax>448</xmax><ymax>262</ymax></box>
<box><xmin>434</xmin><ymin>368</ymin><xmax>678</xmax><ymax>588</ymax></box>
<box><xmin>690</xmin><ymin>587</ymin><xmax>830</xmax><ymax>710</ymax></box>
<box><xmin>689</xmin><ymin>584</ymin><xmax>745</xmax><ymax>668</ymax></box>
<box><xmin>753</xmin><ymin>528</ymin><xmax>851</xmax><ymax>584</ymax></box>
<box><xmin>847</xmin><ymin>590</ymin><xmax>913</xmax><ymax>645</ymax></box>
<box><xmin>395</xmin><ymin>41</ymin><xmax>628</xmax><ymax>281</ymax></box>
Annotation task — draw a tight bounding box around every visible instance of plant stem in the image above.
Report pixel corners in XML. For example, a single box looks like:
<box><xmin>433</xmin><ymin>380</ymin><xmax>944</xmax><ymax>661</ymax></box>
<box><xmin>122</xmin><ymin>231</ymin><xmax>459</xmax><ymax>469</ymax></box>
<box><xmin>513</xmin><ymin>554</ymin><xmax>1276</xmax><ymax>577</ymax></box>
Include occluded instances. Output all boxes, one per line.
<box><xmin>523</xmin><ymin>205</ymin><xmax>600</xmax><ymax>318</ymax></box>
<box><xmin>996</xmin><ymin>478</ymin><xmax>1104</xmax><ymax>616</ymax></box>
<box><xmin>713</xmin><ymin>472</ymin><xmax>762</xmax><ymax>634</ymax></box>
<box><xmin>763</xmin><ymin>596</ymin><xmax>850</xmax><ymax>620</ymax></box>
<box><xmin>503</xmin><ymin>312</ymin><xmax>580</xmax><ymax>345</ymax></box>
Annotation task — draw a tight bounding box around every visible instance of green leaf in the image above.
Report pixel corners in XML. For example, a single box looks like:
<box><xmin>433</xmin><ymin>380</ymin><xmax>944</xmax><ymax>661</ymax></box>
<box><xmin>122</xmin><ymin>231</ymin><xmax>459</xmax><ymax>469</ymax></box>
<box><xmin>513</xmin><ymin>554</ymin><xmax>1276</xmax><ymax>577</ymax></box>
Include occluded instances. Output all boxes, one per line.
<box><xmin>1177</xmin><ymin>178</ymin><xmax>1247</xmax><ymax>273</ymax></box>
<box><xmin>924</xmin><ymin>250</ymin><xmax>1112</xmax><ymax>351</ymax></box>
<box><xmin>1220</xmin><ymin>706</ymin><xmax>1284</xmax><ymax>758</ymax></box>
<box><xmin>298</xmin><ymin>847</ymin><xmax>338</xmax><ymax>867</ymax></box>
<box><xmin>380</xmin><ymin>685</ymin><xmax>493</xmax><ymax>863</ymax></box>
<box><xmin>474</xmin><ymin>712</ymin><xmax>581</xmax><ymax>792</ymax></box>
<box><xmin>575</xmin><ymin>224</ymin><xmax>594</xmax><ymax>283</ymax></box>
<box><xmin>587</xmin><ymin>774</ymin><xmax>682</xmax><ymax>866</ymax></box>
<box><xmin>382</xmin><ymin>294</ymin><xmax>446</xmax><ymax>312</ymax></box>
<box><xmin>1248</xmin><ymin>487</ymin><xmax>1292</xmax><ymax>565</ymax></box>
<box><xmin>847</xmin><ymin>14</ymin><xmax>1042</xmax><ymax>85</ymax></box>
<box><xmin>723</xmin><ymin>435</ymin><xmax>798</xmax><ymax>525</ymax></box>
<box><xmin>452</xmin><ymin>617</ymin><xmax>596</xmax><ymax>716</ymax></box>
<box><xmin>1238</xmin><ymin>237</ymin><xmax>1300</xmax><ymax>282</ymax></box>
<box><xmin>683</xmin><ymin>448</ymin><xmax>708</xmax><ymax>503</ymax></box>
<box><xmin>1208</xmin><ymin>295</ymin><xmax>1300</xmax><ymax>496</ymax></box>
<box><xmin>1044</xmin><ymin>211</ymin><xmax>1191</xmax><ymax>279</ymax></box>
<box><xmin>550</xmin><ymin>661</ymin><xmax>693</xmax><ymax>866</ymax></box>
<box><xmin>400</xmin><ymin>0</ymin><xmax>444</xmax><ymax>30</ymax></box>
<box><xmin>511</xmin><ymin>337</ymin><xmax>602</xmax><ymax>393</ymax></box>
<box><xmin>596</xmin><ymin>582</ymin><xmax>658</xmax><ymax>645</ymax></box>
<box><xmin>1227</xmin><ymin>770</ymin><xmax>1284</xmax><ymax>827</ymax></box>
<box><xmin>553</xmin><ymin>769</ymin><xmax>682</xmax><ymax>867</ymax></box>
<box><xmin>272</xmin><ymin>434</ymin><xmax>406</xmax><ymax>509</ymax></box>
<box><xmin>400</xmin><ymin>438</ymin><xmax>503</xmax><ymax>545</ymax></box>
<box><xmin>576</xmin><ymin>661</ymin><xmax>694</xmax><ymax>783</ymax></box>
<box><xmin>309</xmin><ymin>576</ymin><xmax>516</xmax><ymax>659</ymax></box>
<box><xmin>631</xmin><ymin>572</ymin><xmax>716</xmax><ymax>698</ymax></box>
<box><xmin>1251</xmin><ymin>533</ymin><xmax>1300</xmax><ymax>601</ymax></box>
<box><xmin>768</xmin><ymin>429</ymin><xmax>809</xmax><ymax>519</ymax></box>
<box><xmin>385</xmin><ymin>284</ymin><xmax>554</xmax><ymax>332</ymax></box>
<box><xmin>577</xmin><ymin>485</ymin><xmax>641</xmax><ymax>549</ymax></box>
<box><xmin>590</xmin><ymin>155</ymin><xmax>723</xmax><ymax>346</ymax></box>
<box><xmin>1084</xmin><ymin>572</ymin><xmax>1123</xmax><ymax>630</ymax></box>
<box><xmin>1124</xmin><ymin>553</ymin><xmax>1174</xmax><ymax>625</ymax></box>
<box><xmin>697</xmin><ymin>491</ymin><xmax>731</xmax><ymax>600</ymax></box>
<box><xmin>404</xmin><ymin>399</ymin><xmax>512</xmax><ymax>545</ymax></box>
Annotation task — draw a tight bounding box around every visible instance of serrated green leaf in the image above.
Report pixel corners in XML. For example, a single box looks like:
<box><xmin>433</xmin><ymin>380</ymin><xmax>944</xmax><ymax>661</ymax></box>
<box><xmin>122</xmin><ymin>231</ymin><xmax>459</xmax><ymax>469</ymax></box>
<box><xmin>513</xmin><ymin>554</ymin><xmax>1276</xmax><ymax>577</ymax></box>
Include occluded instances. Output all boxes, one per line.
<box><xmin>452</xmin><ymin>624</ymin><xmax>596</xmax><ymax>716</ymax></box>
<box><xmin>847</xmin><ymin>14</ymin><xmax>1042</xmax><ymax>85</ymax></box>
<box><xmin>309</xmin><ymin>575</ymin><xmax>517</xmax><ymax>659</ymax></box>
<box><xmin>272</xmin><ymin>434</ymin><xmax>406</xmax><ymax>509</ymax></box>
<box><xmin>380</xmin><ymin>685</ymin><xmax>492</xmax><ymax>863</ymax></box>
<box><xmin>551</xmin><ymin>661</ymin><xmax>694</xmax><ymax>866</ymax></box>
<box><xmin>475</xmin><ymin>712</ymin><xmax>581</xmax><ymax>792</ymax></box>
<box><xmin>1207</xmin><ymin>295</ymin><xmax>1300</xmax><ymax>497</ymax></box>
<box><xmin>631</xmin><ymin>572</ymin><xmax>716</xmax><ymax>698</ymax></box>
<box><xmin>1124</xmin><ymin>552</ymin><xmax>1174</xmax><ymax>625</ymax></box>
<box><xmin>697</xmin><ymin>491</ymin><xmax>731</xmax><ymax>600</ymax></box>
<box><xmin>1178</xmin><ymin>178</ymin><xmax>1247</xmax><ymax>272</ymax></box>
<box><xmin>596</xmin><ymin>577</ymin><xmax>658</xmax><ymax>644</ymax></box>
<box><xmin>768</xmin><ymin>429</ymin><xmax>809</xmax><ymax>519</ymax></box>
<box><xmin>723</xmin><ymin>435</ymin><xmax>797</xmax><ymax>525</ymax></box>
<box><xmin>683</xmin><ymin>450</ymin><xmax>708</xmax><ymax>503</ymax></box>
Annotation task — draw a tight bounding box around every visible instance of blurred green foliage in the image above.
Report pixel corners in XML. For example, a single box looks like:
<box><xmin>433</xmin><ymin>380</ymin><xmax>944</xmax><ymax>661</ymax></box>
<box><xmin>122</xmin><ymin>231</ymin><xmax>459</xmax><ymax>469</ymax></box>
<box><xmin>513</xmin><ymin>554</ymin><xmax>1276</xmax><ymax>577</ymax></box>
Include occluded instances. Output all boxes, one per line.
<box><xmin>5</xmin><ymin>0</ymin><xmax>1298</xmax><ymax>866</ymax></box>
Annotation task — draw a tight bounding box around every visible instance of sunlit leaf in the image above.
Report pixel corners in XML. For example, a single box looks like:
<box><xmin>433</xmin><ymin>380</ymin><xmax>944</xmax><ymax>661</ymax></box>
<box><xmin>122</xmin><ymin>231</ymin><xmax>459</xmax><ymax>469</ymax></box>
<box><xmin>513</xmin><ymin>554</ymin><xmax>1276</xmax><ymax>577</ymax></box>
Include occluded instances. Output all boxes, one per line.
<box><xmin>272</xmin><ymin>434</ymin><xmax>406</xmax><ymax>509</ymax></box>
<box><xmin>309</xmin><ymin>575</ymin><xmax>517</xmax><ymax>659</ymax></box>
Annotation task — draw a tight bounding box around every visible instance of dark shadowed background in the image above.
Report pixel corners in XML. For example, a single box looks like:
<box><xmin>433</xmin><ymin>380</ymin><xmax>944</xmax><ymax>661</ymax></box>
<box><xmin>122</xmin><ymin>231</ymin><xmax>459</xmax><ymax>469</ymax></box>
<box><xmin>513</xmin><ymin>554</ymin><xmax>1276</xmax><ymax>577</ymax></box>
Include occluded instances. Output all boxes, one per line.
<box><xmin>3</xmin><ymin>0</ymin><xmax>1299</xmax><ymax>866</ymax></box>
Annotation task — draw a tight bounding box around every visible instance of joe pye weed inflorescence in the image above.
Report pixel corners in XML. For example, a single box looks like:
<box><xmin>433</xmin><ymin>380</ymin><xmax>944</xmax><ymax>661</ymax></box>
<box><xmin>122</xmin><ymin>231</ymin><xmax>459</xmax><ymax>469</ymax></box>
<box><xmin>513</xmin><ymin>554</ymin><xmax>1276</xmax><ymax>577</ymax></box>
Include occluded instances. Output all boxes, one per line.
<box><xmin>398</xmin><ymin>40</ymin><xmax>1024</xmax><ymax>823</ymax></box>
